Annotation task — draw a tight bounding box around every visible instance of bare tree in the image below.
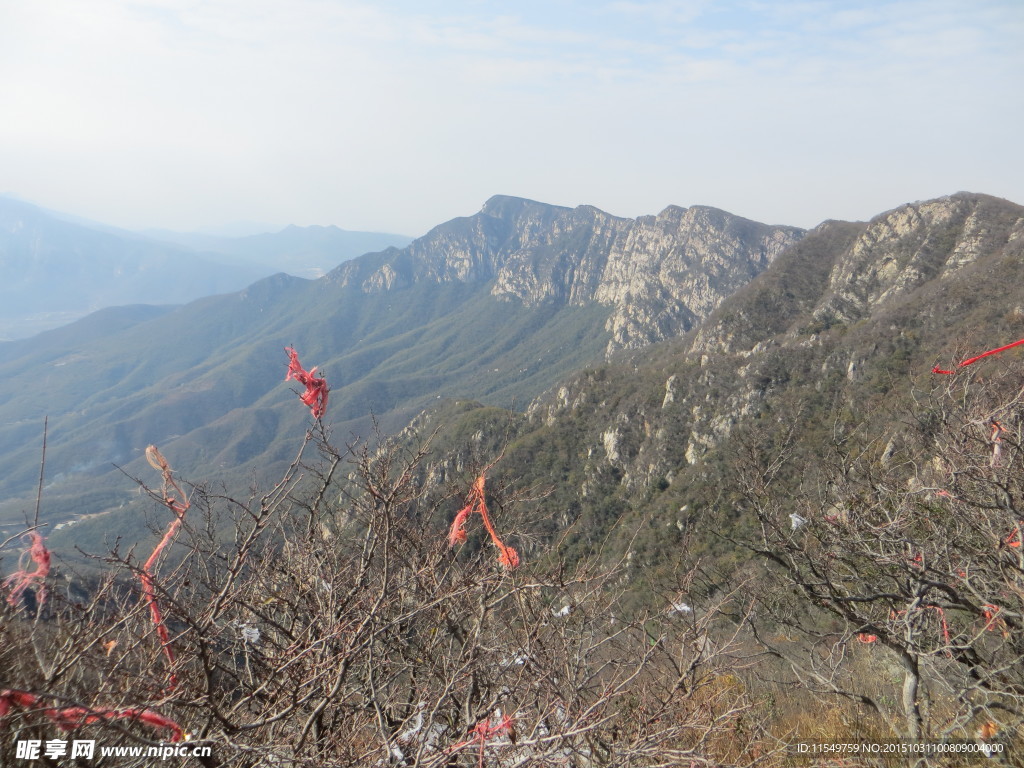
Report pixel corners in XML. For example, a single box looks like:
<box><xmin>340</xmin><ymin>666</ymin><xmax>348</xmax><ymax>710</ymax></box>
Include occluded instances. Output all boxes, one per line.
<box><xmin>3</xmin><ymin>418</ymin><xmax>776</xmax><ymax>766</ymax></box>
<box><xmin>736</xmin><ymin>367</ymin><xmax>1024</xmax><ymax>755</ymax></box>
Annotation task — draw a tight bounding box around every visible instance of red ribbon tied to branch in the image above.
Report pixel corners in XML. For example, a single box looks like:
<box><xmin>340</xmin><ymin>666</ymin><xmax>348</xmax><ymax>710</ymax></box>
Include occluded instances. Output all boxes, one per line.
<box><xmin>0</xmin><ymin>690</ymin><xmax>184</xmax><ymax>742</ymax></box>
<box><xmin>932</xmin><ymin>337</ymin><xmax>1024</xmax><ymax>374</ymax></box>
<box><xmin>3</xmin><ymin>532</ymin><xmax>51</xmax><ymax>608</ymax></box>
<box><xmin>448</xmin><ymin>475</ymin><xmax>520</xmax><ymax>569</ymax></box>
<box><xmin>285</xmin><ymin>347</ymin><xmax>329</xmax><ymax>419</ymax></box>
<box><xmin>449</xmin><ymin>711</ymin><xmax>514</xmax><ymax>768</ymax></box>
<box><xmin>142</xmin><ymin>446</ymin><xmax>191</xmax><ymax>691</ymax></box>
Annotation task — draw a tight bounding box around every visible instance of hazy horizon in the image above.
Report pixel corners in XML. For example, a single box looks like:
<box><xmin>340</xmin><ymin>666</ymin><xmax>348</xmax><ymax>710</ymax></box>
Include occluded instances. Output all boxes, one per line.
<box><xmin>2</xmin><ymin>0</ymin><xmax>1022</xmax><ymax>238</ymax></box>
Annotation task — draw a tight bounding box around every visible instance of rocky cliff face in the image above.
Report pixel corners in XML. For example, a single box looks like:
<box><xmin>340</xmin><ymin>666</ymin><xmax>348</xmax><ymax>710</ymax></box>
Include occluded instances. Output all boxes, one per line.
<box><xmin>811</xmin><ymin>193</ymin><xmax>1024</xmax><ymax>328</ymax></box>
<box><xmin>329</xmin><ymin>195</ymin><xmax>804</xmax><ymax>355</ymax></box>
<box><xmin>516</xmin><ymin>192</ymin><xmax>1024</xmax><ymax>505</ymax></box>
<box><xmin>690</xmin><ymin>192</ymin><xmax>1024</xmax><ymax>358</ymax></box>
<box><xmin>593</xmin><ymin>205</ymin><xmax>800</xmax><ymax>352</ymax></box>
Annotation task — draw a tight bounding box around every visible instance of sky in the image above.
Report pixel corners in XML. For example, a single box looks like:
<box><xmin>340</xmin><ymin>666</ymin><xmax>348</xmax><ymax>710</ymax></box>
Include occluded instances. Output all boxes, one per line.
<box><xmin>1</xmin><ymin>0</ymin><xmax>1022</xmax><ymax>237</ymax></box>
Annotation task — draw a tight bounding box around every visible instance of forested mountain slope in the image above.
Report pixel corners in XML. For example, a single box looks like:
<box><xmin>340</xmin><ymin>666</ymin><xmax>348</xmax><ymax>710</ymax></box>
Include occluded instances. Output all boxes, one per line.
<box><xmin>0</xmin><ymin>196</ymin><xmax>798</xmax><ymax>547</ymax></box>
<box><xmin>421</xmin><ymin>192</ymin><xmax>1024</xmax><ymax>569</ymax></box>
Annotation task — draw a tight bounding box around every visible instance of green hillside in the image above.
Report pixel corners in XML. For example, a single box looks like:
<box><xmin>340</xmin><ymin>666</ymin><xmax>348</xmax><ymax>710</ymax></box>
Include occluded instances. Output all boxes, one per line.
<box><xmin>0</xmin><ymin>280</ymin><xmax>612</xmax><ymax>551</ymax></box>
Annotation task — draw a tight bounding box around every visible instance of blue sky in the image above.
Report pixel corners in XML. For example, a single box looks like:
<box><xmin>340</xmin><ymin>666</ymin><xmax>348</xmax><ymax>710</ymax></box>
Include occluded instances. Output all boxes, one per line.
<box><xmin>1</xmin><ymin>0</ymin><xmax>1022</xmax><ymax>236</ymax></box>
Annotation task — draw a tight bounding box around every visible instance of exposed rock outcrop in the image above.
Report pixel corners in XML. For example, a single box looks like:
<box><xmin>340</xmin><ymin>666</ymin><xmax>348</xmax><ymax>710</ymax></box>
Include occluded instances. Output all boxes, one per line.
<box><xmin>329</xmin><ymin>195</ymin><xmax>804</xmax><ymax>355</ymax></box>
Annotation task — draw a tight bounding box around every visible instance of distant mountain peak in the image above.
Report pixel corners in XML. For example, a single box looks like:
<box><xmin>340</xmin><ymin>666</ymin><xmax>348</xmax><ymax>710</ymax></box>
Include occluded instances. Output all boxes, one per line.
<box><xmin>0</xmin><ymin>197</ymin><xmax>273</xmax><ymax>339</ymax></box>
<box><xmin>331</xmin><ymin>196</ymin><xmax>804</xmax><ymax>354</ymax></box>
<box><xmin>479</xmin><ymin>194</ymin><xmax>572</xmax><ymax>219</ymax></box>
<box><xmin>654</xmin><ymin>204</ymin><xmax>689</xmax><ymax>218</ymax></box>
<box><xmin>1</xmin><ymin>189</ymin><xmax>1018</xmax><ymax>545</ymax></box>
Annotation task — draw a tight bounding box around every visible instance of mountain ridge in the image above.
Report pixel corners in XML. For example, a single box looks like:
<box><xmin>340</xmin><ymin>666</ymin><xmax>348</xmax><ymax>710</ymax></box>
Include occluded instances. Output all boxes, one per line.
<box><xmin>0</xmin><ymin>194</ymin><xmax>800</xmax><ymax>545</ymax></box>
<box><xmin>6</xmin><ymin>190</ymin><xmax>1019</xmax><ymax>562</ymax></box>
<box><xmin>0</xmin><ymin>196</ymin><xmax>413</xmax><ymax>339</ymax></box>
<box><xmin>429</xmin><ymin>191</ymin><xmax>1024</xmax><ymax>569</ymax></box>
<box><xmin>329</xmin><ymin>194</ymin><xmax>804</xmax><ymax>354</ymax></box>
<box><xmin>0</xmin><ymin>197</ymin><xmax>275</xmax><ymax>340</ymax></box>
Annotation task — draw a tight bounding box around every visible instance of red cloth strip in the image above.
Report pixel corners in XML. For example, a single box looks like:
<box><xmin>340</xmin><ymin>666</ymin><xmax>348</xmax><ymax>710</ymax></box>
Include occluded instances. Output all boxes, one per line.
<box><xmin>284</xmin><ymin>347</ymin><xmax>329</xmax><ymax>418</ymax></box>
<box><xmin>142</xmin><ymin>446</ymin><xmax>191</xmax><ymax>691</ymax></box>
<box><xmin>933</xmin><ymin>337</ymin><xmax>1024</xmax><ymax>374</ymax></box>
<box><xmin>447</xmin><ymin>475</ymin><xmax>520</xmax><ymax>570</ymax></box>
<box><xmin>3</xmin><ymin>532</ymin><xmax>51</xmax><ymax>607</ymax></box>
<box><xmin>0</xmin><ymin>690</ymin><xmax>185</xmax><ymax>742</ymax></box>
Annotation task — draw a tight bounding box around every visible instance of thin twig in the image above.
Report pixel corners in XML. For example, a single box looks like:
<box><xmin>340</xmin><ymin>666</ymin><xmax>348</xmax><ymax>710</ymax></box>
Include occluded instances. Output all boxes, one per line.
<box><xmin>33</xmin><ymin>416</ymin><xmax>48</xmax><ymax>528</ymax></box>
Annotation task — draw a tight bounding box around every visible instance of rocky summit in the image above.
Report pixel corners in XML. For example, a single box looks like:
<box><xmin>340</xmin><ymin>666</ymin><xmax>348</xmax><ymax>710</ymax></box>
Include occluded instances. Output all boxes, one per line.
<box><xmin>329</xmin><ymin>195</ymin><xmax>804</xmax><ymax>354</ymax></box>
<box><xmin>0</xmin><ymin>195</ymin><xmax>801</xmax><ymax>540</ymax></box>
<box><xmin>4</xmin><ymin>192</ymin><xmax>1020</xmax><ymax>553</ymax></box>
